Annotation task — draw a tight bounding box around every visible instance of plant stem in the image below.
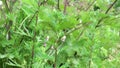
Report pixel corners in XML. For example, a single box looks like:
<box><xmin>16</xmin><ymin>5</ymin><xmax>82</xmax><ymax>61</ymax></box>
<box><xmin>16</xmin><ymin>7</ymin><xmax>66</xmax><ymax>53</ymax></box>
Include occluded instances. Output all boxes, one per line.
<box><xmin>105</xmin><ymin>0</ymin><xmax>118</xmax><ymax>14</ymax></box>
<box><xmin>30</xmin><ymin>11</ymin><xmax>38</xmax><ymax>68</ymax></box>
<box><xmin>54</xmin><ymin>47</ymin><xmax>57</xmax><ymax>68</ymax></box>
<box><xmin>86</xmin><ymin>0</ymin><xmax>96</xmax><ymax>11</ymax></box>
<box><xmin>63</xmin><ymin>0</ymin><xmax>68</xmax><ymax>14</ymax></box>
<box><xmin>4</xmin><ymin>0</ymin><xmax>13</xmax><ymax>40</ymax></box>
<box><xmin>95</xmin><ymin>0</ymin><xmax>118</xmax><ymax>28</ymax></box>
<box><xmin>28</xmin><ymin>11</ymin><xmax>38</xmax><ymax>26</ymax></box>
<box><xmin>57</xmin><ymin>0</ymin><xmax>60</xmax><ymax>10</ymax></box>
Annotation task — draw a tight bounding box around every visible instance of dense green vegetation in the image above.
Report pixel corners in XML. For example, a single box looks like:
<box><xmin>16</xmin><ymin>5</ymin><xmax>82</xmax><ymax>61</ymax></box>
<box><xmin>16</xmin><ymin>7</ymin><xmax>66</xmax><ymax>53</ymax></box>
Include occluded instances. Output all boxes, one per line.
<box><xmin>0</xmin><ymin>0</ymin><xmax>120</xmax><ymax>68</ymax></box>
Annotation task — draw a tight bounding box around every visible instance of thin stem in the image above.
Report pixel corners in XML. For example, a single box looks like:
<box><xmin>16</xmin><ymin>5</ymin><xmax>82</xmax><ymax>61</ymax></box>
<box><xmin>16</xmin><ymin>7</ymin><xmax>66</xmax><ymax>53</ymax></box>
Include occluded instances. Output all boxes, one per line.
<box><xmin>57</xmin><ymin>0</ymin><xmax>60</xmax><ymax>10</ymax></box>
<box><xmin>54</xmin><ymin>47</ymin><xmax>57</xmax><ymax>68</ymax></box>
<box><xmin>86</xmin><ymin>0</ymin><xmax>96</xmax><ymax>11</ymax></box>
<box><xmin>76</xmin><ymin>29</ymin><xmax>85</xmax><ymax>40</ymax></box>
<box><xmin>66</xmin><ymin>22</ymin><xmax>91</xmax><ymax>36</ymax></box>
<box><xmin>95</xmin><ymin>0</ymin><xmax>118</xmax><ymax>28</ymax></box>
<box><xmin>105</xmin><ymin>0</ymin><xmax>118</xmax><ymax>14</ymax></box>
<box><xmin>30</xmin><ymin>10</ymin><xmax>38</xmax><ymax>68</ymax></box>
<box><xmin>39</xmin><ymin>0</ymin><xmax>48</xmax><ymax>6</ymax></box>
<box><xmin>63</xmin><ymin>0</ymin><xmax>68</xmax><ymax>14</ymax></box>
<box><xmin>88</xmin><ymin>47</ymin><xmax>93</xmax><ymax>68</ymax></box>
<box><xmin>4</xmin><ymin>0</ymin><xmax>13</xmax><ymax>40</ymax></box>
<box><xmin>28</xmin><ymin>11</ymin><xmax>38</xmax><ymax>26</ymax></box>
<box><xmin>31</xmin><ymin>32</ymin><xmax>36</xmax><ymax>68</ymax></box>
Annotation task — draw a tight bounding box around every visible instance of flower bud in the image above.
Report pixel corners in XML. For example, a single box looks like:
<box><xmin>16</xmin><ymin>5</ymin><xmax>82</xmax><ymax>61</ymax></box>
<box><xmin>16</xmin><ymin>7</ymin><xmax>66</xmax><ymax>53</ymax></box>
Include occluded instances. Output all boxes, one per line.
<box><xmin>51</xmin><ymin>46</ymin><xmax>54</xmax><ymax>49</ymax></box>
<box><xmin>79</xmin><ymin>19</ymin><xmax>82</xmax><ymax>23</ymax></box>
<box><xmin>46</xmin><ymin>36</ymin><xmax>49</xmax><ymax>41</ymax></box>
<box><xmin>61</xmin><ymin>35</ymin><xmax>66</xmax><ymax>42</ymax></box>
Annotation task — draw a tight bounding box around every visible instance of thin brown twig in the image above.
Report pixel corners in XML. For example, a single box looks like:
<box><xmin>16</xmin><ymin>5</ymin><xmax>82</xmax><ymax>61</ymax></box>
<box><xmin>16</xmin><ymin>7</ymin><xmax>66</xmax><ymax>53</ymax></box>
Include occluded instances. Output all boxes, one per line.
<box><xmin>95</xmin><ymin>0</ymin><xmax>118</xmax><ymax>28</ymax></box>
<box><xmin>30</xmin><ymin>1</ymin><xmax>40</xmax><ymax>67</ymax></box>
<box><xmin>39</xmin><ymin>0</ymin><xmax>48</xmax><ymax>6</ymax></box>
<box><xmin>29</xmin><ymin>0</ymin><xmax>48</xmax><ymax>25</ymax></box>
<box><xmin>28</xmin><ymin>11</ymin><xmax>38</xmax><ymax>26</ymax></box>
<box><xmin>105</xmin><ymin>0</ymin><xmax>118</xmax><ymax>14</ymax></box>
<box><xmin>63</xmin><ymin>0</ymin><xmax>68</xmax><ymax>14</ymax></box>
<box><xmin>66</xmin><ymin>22</ymin><xmax>91</xmax><ymax>36</ymax></box>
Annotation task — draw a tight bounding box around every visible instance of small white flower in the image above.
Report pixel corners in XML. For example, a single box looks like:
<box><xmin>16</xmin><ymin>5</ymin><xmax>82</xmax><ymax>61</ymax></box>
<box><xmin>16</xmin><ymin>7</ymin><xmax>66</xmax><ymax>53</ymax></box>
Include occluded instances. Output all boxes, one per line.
<box><xmin>61</xmin><ymin>35</ymin><xmax>66</xmax><ymax>42</ymax></box>
<box><xmin>51</xmin><ymin>46</ymin><xmax>54</xmax><ymax>49</ymax></box>
<box><xmin>79</xmin><ymin>19</ymin><xmax>82</xmax><ymax>23</ymax></box>
<box><xmin>46</xmin><ymin>36</ymin><xmax>49</xmax><ymax>41</ymax></box>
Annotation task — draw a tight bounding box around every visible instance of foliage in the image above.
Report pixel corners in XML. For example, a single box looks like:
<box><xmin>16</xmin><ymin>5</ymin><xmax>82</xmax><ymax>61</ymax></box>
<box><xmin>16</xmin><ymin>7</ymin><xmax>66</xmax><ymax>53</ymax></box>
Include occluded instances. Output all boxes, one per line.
<box><xmin>0</xmin><ymin>0</ymin><xmax>120</xmax><ymax>68</ymax></box>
